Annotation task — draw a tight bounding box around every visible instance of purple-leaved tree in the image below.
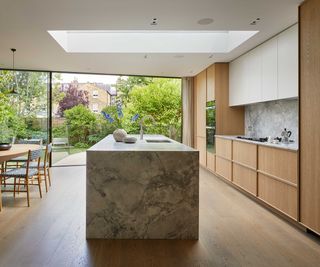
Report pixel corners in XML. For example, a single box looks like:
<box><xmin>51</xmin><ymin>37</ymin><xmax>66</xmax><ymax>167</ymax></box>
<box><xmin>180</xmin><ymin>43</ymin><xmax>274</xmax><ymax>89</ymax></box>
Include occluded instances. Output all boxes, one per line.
<box><xmin>58</xmin><ymin>80</ymin><xmax>89</xmax><ymax>116</ymax></box>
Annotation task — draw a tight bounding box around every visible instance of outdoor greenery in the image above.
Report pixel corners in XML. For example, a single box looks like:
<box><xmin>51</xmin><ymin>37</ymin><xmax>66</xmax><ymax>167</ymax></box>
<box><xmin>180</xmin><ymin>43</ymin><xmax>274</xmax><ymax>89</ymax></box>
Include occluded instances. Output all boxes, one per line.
<box><xmin>0</xmin><ymin>70</ymin><xmax>182</xmax><ymax>150</ymax></box>
<box><xmin>0</xmin><ymin>70</ymin><xmax>48</xmax><ymax>143</ymax></box>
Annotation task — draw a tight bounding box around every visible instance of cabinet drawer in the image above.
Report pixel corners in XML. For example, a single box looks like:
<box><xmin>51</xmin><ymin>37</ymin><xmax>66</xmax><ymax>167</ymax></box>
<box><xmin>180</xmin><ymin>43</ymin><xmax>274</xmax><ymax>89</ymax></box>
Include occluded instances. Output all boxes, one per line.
<box><xmin>258</xmin><ymin>173</ymin><xmax>297</xmax><ymax>219</ymax></box>
<box><xmin>207</xmin><ymin>152</ymin><xmax>215</xmax><ymax>172</ymax></box>
<box><xmin>233</xmin><ymin>141</ymin><xmax>257</xmax><ymax>169</ymax></box>
<box><xmin>216</xmin><ymin>156</ymin><xmax>232</xmax><ymax>181</ymax></box>
<box><xmin>216</xmin><ymin>138</ymin><xmax>232</xmax><ymax>160</ymax></box>
<box><xmin>233</xmin><ymin>163</ymin><xmax>257</xmax><ymax>196</ymax></box>
<box><xmin>258</xmin><ymin>146</ymin><xmax>297</xmax><ymax>184</ymax></box>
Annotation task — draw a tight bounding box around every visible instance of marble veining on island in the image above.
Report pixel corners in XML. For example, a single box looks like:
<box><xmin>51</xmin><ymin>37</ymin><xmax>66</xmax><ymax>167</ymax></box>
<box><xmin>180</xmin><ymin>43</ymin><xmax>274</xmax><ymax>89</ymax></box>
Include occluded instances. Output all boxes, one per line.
<box><xmin>86</xmin><ymin>135</ymin><xmax>199</xmax><ymax>239</ymax></box>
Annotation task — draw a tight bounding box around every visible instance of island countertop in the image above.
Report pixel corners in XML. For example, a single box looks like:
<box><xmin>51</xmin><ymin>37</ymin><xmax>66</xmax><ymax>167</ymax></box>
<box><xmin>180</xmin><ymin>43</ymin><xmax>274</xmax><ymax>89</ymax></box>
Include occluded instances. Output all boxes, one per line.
<box><xmin>87</xmin><ymin>134</ymin><xmax>196</xmax><ymax>152</ymax></box>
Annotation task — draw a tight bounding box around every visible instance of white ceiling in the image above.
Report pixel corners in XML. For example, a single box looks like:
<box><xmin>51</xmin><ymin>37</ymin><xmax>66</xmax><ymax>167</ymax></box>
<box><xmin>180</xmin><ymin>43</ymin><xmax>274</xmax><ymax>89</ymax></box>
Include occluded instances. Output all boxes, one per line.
<box><xmin>0</xmin><ymin>0</ymin><xmax>302</xmax><ymax>77</ymax></box>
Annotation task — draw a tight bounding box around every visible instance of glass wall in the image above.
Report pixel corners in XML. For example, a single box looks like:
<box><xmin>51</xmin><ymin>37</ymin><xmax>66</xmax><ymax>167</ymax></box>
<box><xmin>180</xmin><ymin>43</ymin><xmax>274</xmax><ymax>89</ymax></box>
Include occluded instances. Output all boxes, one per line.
<box><xmin>51</xmin><ymin>73</ymin><xmax>182</xmax><ymax>166</ymax></box>
<box><xmin>1</xmin><ymin>69</ymin><xmax>182</xmax><ymax>167</ymax></box>
<box><xmin>0</xmin><ymin>70</ymin><xmax>49</xmax><ymax>145</ymax></box>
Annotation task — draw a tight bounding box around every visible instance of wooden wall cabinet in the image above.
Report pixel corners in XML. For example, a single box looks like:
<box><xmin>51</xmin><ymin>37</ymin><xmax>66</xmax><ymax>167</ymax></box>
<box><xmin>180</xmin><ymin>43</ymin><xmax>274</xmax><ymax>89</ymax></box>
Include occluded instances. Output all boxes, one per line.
<box><xmin>300</xmin><ymin>0</ymin><xmax>320</xmax><ymax>234</ymax></box>
<box><xmin>193</xmin><ymin>63</ymin><xmax>244</xmax><ymax>169</ymax></box>
<box><xmin>206</xmin><ymin>64</ymin><xmax>215</xmax><ymax>101</ymax></box>
<box><xmin>194</xmin><ymin>70</ymin><xmax>207</xmax><ymax>167</ymax></box>
<box><xmin>195</xmin><ymin>70</ymin><xmax>206</xmax><ymax>138</ymax></box>
<box><xmin>215</xmin><ymin>64</ymin><xmax>244</xmax><ymax>135</ymax></box>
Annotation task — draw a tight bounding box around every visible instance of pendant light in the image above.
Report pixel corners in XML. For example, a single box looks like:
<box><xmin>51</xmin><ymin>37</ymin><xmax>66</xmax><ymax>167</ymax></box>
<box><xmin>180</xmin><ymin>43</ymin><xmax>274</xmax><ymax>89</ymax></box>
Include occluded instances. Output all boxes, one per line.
<box><xmin>9</xmin><ymin>48</ymin><xmax>19</xmax><ymax>95</ymax></box>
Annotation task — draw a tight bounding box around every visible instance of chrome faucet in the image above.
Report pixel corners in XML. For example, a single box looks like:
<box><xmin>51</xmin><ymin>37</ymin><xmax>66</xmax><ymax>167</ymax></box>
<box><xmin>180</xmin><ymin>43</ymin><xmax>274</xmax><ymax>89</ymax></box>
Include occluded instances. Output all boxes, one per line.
<box><xmin>139</xmin><ymin>115</ymin><xmax>155</xmax><ymax>140</ymax></box>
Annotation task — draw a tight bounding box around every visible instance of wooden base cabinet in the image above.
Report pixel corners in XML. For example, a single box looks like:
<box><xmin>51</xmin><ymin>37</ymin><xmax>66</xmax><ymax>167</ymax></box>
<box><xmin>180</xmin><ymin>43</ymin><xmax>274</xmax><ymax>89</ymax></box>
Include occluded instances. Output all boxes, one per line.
<box><xmin>206</xmin><ymin>152</ymin><xmax>215</xmax><ymax>172</ymax></box>
<box><xmin>216</xmin><ymin>157</ymin><xmax>232</xmax><ymax>181</ymax></box>
<box><xmin>258</xmin><ymin>173</ymin><xmax>297</xmax><ymax>220</ymax></box>
<box><xmin>214</xmin><ymin>136</ymin><xmax>298</xmax><ymax>222</ymax></box>
<box><xmin>233</xmin><ymin>163</ymin><xmax>257</xmax><ymax>196</ymax></box>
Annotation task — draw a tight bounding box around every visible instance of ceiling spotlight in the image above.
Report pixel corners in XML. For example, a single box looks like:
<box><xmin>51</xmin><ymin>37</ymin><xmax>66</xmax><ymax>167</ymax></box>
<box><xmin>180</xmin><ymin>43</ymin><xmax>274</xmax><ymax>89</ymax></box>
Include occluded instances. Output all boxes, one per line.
<box><xmin>151</xmin><ymin>18</ymin><xmax>158</xmax><ymax>26</ymax></box>
<box><xmin>197</xmin><ymin>18</ymin><xmax>214</xmax><ymax>25</ymax></box>
<box><xmin>250</xmin><ymin>18</ymin><xmax>261</xmax><ymax>26</ymax></box>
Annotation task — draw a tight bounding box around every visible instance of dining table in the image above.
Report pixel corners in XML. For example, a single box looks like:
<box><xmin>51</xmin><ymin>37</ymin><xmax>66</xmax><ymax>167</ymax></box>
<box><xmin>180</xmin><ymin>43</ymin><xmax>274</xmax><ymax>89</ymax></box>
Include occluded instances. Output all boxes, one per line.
<box><xmin>0</xmin><ymin>144</ymin><xmax>41</xmax><ymax>211</ymax></box>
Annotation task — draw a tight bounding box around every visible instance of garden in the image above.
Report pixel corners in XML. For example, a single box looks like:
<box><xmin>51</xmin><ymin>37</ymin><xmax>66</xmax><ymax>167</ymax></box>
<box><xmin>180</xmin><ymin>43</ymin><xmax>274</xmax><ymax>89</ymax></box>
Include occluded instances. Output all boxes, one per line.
<box><xmin>0</xmin><ymin>70</ymin><xmax>182</xmax><ymax>163</ymax></box>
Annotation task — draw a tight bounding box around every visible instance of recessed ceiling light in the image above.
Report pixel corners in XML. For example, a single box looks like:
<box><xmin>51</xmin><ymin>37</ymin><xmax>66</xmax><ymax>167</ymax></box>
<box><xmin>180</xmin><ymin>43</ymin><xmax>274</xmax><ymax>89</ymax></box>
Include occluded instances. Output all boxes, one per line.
<box><xmin>250</xmin><ymin>18</ymin><xmax>261</xmax><ymax>25</ymax></box>
<box><xmin>197</xmin><ymin>18</ymin><xmax>214</xmax><ymax>25</ymax></box>
<box><xmin>151</xmin><ymin>18</ymin><xmax>158</xmax><ymax>26</ymax></box>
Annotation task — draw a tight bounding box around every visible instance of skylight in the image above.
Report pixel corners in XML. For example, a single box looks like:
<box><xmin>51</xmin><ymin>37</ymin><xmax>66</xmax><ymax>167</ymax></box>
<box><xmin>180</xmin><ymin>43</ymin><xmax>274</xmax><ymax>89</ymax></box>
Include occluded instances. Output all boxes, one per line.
<box><xmin>48</xmin><ymin>30</ymin><xmax>258</xmax><ymax>53</ymax></box>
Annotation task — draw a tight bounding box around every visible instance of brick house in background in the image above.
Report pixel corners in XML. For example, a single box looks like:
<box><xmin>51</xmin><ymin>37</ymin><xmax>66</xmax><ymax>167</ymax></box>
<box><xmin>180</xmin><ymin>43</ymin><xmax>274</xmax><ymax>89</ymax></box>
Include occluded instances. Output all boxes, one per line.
<box><xmin>55</xmin><ymin>82</ymin><xmax>117</xmax><ymax>115</ymax></box>
<box><xmin>78</xmin><ymin>83</ymin><xmax>115</xmax><ymax>113</ymax></box>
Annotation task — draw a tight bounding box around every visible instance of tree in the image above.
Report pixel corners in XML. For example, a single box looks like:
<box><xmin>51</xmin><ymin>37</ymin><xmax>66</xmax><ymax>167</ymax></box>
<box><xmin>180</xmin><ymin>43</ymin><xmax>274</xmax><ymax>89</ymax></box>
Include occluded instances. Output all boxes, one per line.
<box><xmin>115</xmin><ymin>76</ymin><xmax>152</xmax><ymax>106</ymax></box>
<box><xmin>52</xmin><ymin>73</ymin><xmax>66</xmax><ymax>105</ymax></box>
<box><xmin>64</xmin><ymin>105</ymin><xmax>97</xmax><ymax>146</ymax></box>
<box><xmin>125</xmin><ymin>78</ymin><xmax>182</xmax><ymax>140</ymax></box>
<box><xmin>58</xmin><ymin>80</ymin><xmax>89</xmax><ymax>116</ymax></box>
<box><xmin>0</xmin><ymin>92</ymin><xmax>26</xmax><ymax>142</ymax></box>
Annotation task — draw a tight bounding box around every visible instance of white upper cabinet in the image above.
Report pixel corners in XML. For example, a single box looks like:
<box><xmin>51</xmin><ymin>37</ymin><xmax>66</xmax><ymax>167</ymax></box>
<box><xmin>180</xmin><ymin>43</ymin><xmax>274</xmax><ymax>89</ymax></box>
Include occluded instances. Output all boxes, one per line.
<box><xmin>229</xmin><ymin>55</ymin><xmax>246</xmax><ymax>106</ymax></box>
<box><xmin>261</xmin><ymin>38</ymin><xmax>278</xmax><ymax>101</ymax></box>
<box><xmin>277</xmin><ymin>24</ymin><xmax>298</xmax><ymax>99</ymax></box>
<box><xmin>229</xmin><ymin>24</ymin><xmax>298</xmax><ymax>106</ymax></box>
<box><xmin>246</xmin><ymin>48</ymin><xmax>262</xmax><ymax>104</ymax></box>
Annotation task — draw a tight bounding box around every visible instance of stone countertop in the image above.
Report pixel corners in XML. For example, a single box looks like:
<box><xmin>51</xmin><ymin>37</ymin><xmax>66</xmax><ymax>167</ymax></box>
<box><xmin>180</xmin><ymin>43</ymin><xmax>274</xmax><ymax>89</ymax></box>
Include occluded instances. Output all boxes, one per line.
<box><xmin>87</xmin><ymin>134</ymin><xmax>196</xmax><ymax>152</ymax></box>
<box><xmin>215</xmin><ymin>135</ymin><xmax>299</xmax><ymax>151</ymax></box>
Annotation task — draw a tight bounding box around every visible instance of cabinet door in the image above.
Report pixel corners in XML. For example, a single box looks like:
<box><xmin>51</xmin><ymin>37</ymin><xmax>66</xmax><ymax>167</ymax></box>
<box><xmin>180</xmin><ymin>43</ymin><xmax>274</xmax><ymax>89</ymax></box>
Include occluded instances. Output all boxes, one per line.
<box><xmin>246</xmin><ymin>48</ymin><xmax>262</xmax><ymax>104</ymax></box>
<box><xmin>278</xmin><ymin>24</ymin><xmax>298</xmax><ymax>99</ymax></box>
<box><xmin>229</xmin><ymin>56</ymin><xmax>247</xmax><ymax>106</ymax></box>
<box><xmin>195</xmin><ymin>70</ymin><xmax>207</xmax><ymax>137</ymax></box>
<box><xmin>196</xmin><ymin>136</ymin><xmax>206</xmax><ymax>167</ymax></box>
<box><xmin>207</xmin><ymin>65</ymin><xmax>215</xmax><ymax>101</ymax></box>
<box><xmin>207</xmin><ymin>152</ymin><xmax>215</xmax><ymax>172</ymax></box>
<box><xmin>261</xmin><ymin>38</ymin><xmax>278</xmax><ymax>101</ymax></box>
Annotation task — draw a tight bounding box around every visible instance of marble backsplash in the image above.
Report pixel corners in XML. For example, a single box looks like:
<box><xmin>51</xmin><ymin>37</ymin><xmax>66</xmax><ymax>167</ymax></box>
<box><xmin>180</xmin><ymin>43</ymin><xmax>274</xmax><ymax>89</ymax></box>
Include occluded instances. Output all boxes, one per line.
<box><xmin>245</xmin><ymin>99</ymin><xmax>298</xmax><ymax>142</ymax></box>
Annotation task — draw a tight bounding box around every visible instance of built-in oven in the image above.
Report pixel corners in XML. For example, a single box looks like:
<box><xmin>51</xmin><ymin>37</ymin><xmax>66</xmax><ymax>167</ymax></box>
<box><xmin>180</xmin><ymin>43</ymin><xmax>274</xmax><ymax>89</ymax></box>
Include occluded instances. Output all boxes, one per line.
<box><xmin>206</xmin><ymin>100</ymin><xmax>216</xmax><ymax>154</ymax></box>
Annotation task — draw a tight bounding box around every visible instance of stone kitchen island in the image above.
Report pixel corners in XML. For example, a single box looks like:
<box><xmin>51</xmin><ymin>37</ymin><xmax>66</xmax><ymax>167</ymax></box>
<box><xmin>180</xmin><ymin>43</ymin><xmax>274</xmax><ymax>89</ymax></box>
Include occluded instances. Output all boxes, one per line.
<box><xmin>86</xmin><ymin>135</ymin><xmax>199</xmax><ymax>239</ymax></box>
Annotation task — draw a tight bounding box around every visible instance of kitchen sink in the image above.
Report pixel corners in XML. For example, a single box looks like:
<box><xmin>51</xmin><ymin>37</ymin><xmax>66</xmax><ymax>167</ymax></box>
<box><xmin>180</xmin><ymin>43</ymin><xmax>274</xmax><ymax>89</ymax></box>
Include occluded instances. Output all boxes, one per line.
<box><xmin>145</xmin><ymin>139</ymin><xmax>171</xmax><ymax>143</ymax></box>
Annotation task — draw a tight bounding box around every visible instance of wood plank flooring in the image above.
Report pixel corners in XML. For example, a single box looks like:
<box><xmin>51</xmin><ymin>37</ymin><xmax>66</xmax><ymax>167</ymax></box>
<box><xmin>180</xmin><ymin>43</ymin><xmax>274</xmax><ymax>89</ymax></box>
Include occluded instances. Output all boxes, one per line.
<box><xmin>0</xmin><ymin>166</ymin><xmax>320</xmax><ymax>267</ymax></box>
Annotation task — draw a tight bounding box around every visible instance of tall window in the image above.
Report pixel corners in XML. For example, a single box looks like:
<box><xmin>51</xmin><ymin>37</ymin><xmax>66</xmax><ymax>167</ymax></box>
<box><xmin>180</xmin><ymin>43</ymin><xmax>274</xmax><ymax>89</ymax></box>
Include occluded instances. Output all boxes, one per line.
<box><xmin>92</xmin><ymin>90</ymin><xmax>98</xmax><ymax>98</ymax></box>
<box><xmin>0</xmin><ymin>70</ymin><xmax>49</xmax><ymax>145</ymax></box>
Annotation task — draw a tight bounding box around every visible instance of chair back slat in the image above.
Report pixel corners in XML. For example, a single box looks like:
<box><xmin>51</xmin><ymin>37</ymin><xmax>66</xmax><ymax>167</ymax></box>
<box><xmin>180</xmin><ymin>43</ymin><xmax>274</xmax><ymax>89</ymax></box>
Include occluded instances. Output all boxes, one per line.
<box><xmin>17</xmin><ymin>139</ymin><xmax>43</xmax><ymax>145</ymax></box>
<box><xmin>43</xmin><ymin>143</ymin><xmax>52</xmax><ymax>165</ymax></box>
<box><xmin>30</xmin><ymin>149</ymin><xmax>42</xmax><ymax>161</ymax></box>
<box><xmin>47</xmin><ymin>143</ymin><xmax>52</xmax><ymax>153</ymax></box>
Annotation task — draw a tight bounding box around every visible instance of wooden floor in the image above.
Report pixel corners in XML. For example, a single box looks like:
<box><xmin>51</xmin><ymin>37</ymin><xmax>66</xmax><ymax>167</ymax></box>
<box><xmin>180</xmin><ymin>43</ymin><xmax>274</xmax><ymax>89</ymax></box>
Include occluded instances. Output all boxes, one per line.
<box><xmin>0</xmin><ymin>167</ymin><xmax>320</xmax><ymax>267</ymax></box>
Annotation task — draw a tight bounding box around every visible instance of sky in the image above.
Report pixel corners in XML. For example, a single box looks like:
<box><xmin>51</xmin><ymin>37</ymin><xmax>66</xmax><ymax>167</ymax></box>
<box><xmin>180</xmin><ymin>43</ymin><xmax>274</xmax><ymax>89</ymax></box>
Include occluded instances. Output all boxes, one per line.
<box><xmin>58</xmin><ymin>73</ymin><xmax>127</xmax><ymax>85</ymax></box>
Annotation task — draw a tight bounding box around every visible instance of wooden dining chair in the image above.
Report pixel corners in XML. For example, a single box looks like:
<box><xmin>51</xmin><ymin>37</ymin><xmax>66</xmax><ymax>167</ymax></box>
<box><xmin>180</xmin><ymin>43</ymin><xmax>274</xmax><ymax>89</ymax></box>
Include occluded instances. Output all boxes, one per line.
<box><xmin>0</xmin><ymin>149</ymin><xmax>42</xmax><ymax>207</ymax></box>
<box><xmin>5</xmin><ymin>139</ymin><xmax>42</xmax><ymax>170</ymax></box>
<box><xmin>24</xmin><ymin>143</ymin><xmax>52</xmax><ymax>192</ymax></box>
